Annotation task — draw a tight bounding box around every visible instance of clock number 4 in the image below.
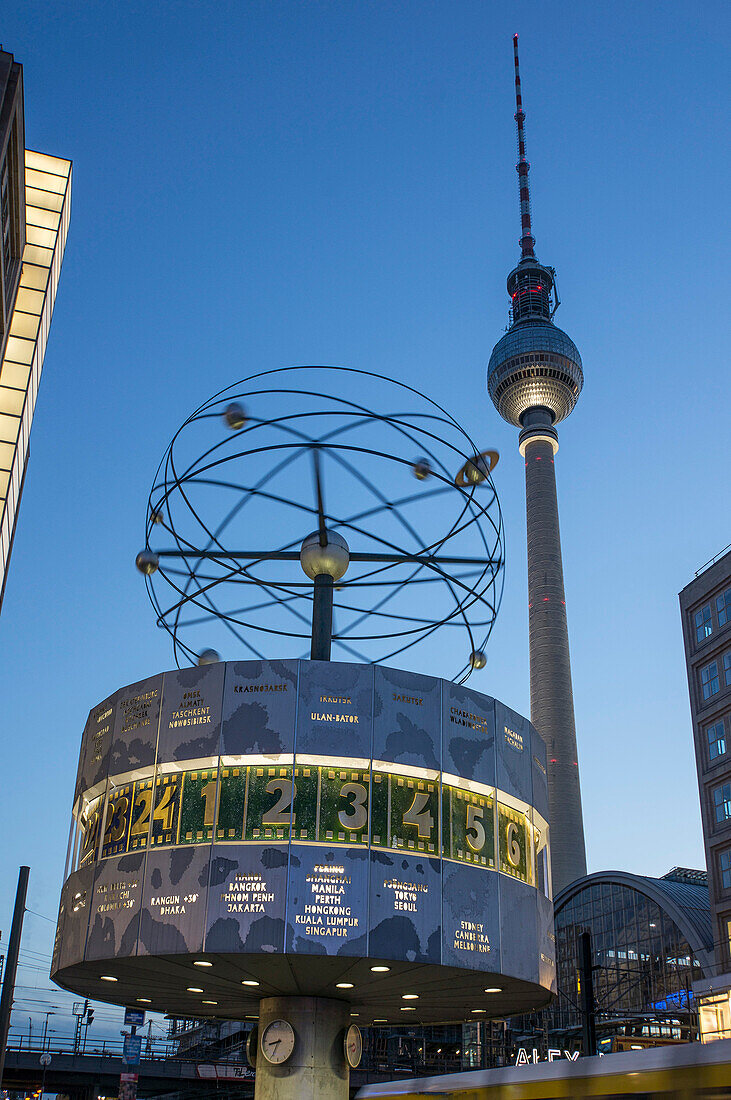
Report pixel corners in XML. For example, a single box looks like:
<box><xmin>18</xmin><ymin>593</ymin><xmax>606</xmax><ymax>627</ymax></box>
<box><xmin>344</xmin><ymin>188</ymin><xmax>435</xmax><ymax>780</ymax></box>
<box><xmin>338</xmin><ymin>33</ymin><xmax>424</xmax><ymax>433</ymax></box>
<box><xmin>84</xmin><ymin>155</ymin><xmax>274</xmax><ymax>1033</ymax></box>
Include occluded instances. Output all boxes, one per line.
<box><xmin>402</xmin><ymin>791</ymin><xmax>434</xmax><ymax>839</ymax></box>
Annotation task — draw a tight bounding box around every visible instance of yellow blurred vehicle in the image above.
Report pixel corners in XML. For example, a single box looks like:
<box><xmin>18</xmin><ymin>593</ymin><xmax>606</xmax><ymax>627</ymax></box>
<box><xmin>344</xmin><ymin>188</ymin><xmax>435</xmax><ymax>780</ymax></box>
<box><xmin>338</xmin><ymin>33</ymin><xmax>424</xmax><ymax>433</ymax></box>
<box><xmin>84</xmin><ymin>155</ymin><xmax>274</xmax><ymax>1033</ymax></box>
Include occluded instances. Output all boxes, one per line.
<box><xmin>355</xmin><ymin>1037</ymin><xmax>731</xmax><ymax>1097</ymax></box>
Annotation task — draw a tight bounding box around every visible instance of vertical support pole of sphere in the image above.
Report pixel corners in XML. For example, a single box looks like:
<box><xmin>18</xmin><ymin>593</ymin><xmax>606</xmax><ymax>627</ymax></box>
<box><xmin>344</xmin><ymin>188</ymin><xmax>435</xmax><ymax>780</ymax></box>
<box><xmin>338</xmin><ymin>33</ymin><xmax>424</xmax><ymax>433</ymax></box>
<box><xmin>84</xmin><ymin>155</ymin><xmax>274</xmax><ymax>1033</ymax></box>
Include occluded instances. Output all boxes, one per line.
<box><xmin>255</xmin><ymin>996</ymin><xmax>351</xmax><ymax>1100</ymax></box>
<box><xmin>523</xmin><ymin>433</ymin><xmax>587</xmax><ymax>893</ymax></box>
<box><xmin>311</xmin><ymin>574</ymin><xmax>334</xmax><ymax>661</ymax></box>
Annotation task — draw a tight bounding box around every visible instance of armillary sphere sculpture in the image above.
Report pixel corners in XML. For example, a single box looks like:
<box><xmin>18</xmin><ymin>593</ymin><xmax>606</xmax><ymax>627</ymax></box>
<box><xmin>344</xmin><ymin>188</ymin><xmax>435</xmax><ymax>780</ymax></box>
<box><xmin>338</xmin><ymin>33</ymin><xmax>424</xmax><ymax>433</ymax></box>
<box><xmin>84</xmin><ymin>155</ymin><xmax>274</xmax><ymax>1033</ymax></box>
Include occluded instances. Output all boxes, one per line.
<box><xmin>135</xmin><ymin>366</ymin><xmax>504</xmax><ymax>682</ymax></box>
<box><xmin>53</xmin><ymin>366</ymin><xmax>554</xmax><ymax>1100</ymax></box>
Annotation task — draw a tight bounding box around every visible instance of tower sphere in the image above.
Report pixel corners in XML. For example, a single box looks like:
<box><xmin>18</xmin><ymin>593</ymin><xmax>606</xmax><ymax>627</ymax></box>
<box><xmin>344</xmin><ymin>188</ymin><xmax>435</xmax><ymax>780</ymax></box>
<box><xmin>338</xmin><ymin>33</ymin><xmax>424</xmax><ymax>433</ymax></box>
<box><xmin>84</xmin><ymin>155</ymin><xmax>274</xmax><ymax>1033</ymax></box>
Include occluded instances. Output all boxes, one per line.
<box><xmin>487</xmin><ymin>320</ymin><xmax>583</xmax><ymax>428</ymax></box>
<box><xmin>300</xmin><ymin>528</ymin><xmax>350</xmax><ymax>581</ymax></box>
<box><xmin>197</xmin><ymin>648</ymin><xmax>221</xmax><ymax>665</ymax></box>
<box><xmin>135</xmin><ymin>549</ymin><xmax>159</xmax><ymax>575</ymax></box>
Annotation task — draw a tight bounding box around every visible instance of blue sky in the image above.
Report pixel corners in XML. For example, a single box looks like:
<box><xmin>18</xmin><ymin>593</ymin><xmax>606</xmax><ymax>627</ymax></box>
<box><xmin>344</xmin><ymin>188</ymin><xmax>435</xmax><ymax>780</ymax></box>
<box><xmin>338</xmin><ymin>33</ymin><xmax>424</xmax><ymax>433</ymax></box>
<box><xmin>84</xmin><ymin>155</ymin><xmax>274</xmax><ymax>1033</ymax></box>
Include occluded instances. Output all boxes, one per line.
<box><xmin>1</xmin><ymin>0</ymin><xmax>729</xmax><ymax>1041</ymax></box>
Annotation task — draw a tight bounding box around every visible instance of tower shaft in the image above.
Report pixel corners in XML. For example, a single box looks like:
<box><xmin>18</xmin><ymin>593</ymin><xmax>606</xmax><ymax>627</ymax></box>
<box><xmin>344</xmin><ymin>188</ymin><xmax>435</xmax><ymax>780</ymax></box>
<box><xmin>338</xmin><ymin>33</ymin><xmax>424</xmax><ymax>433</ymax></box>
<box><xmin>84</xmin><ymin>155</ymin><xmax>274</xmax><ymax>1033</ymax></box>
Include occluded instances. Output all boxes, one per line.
<box><xmin>523</xmin><ymin>430</ymin><xmax>586</xmax><ymax>892</ymax></box>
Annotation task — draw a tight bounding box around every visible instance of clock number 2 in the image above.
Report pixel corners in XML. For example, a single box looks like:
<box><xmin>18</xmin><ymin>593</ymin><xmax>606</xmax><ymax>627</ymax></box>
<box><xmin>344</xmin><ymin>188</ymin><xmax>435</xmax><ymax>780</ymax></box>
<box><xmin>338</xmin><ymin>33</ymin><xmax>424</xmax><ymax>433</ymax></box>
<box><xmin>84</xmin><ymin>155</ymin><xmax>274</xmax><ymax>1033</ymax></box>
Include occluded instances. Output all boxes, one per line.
<box><xmin>262</xmin><ymin>779</ymin><xmax>296</xmax><ymax>826</ymax></box>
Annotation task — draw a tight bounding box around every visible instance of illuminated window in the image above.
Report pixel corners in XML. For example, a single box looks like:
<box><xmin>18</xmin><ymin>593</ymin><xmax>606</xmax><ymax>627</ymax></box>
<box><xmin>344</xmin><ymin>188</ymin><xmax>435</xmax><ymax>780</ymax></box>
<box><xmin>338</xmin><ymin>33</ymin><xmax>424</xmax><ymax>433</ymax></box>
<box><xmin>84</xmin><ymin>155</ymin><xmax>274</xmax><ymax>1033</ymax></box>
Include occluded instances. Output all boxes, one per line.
<box><xmin>724</xmin><ymin>653</ymin><xmax>731</xmax><ymax>688</ymax></box>
<box><xmin>708</xmin><ymin>721</ymin><xmax>727</xmax><ymax>761</ymax></box>
<box><xmin>718</xmin><ymin>589</ymin><xmax>731</xmax><ymax>628</ymax></box>
<box><xmin>699</xmin><ymin>991</ymin><xmax>731</xmax><ymax>1042</ymax></box>
<box><xmin>702</xmin><ymin>662</ymin><xmax>720</xmax><ymax>700</ymax></box>
<box><xmin>713</xmin><ymin>783</ymin><xmax>731</xmax><ymax>824</ymax></box>
<box><xmin>1</xmin><ymin>156</ymin><xmax>10</xmax><ymax>277</ymax></box>
<box><xmin>696</xmin><ymin>605</ymin><xmax>713</xmax><ymax>643</ymax></box>
<box><xmin>721</xmin><ymin>849</ymin><xmax>731</xmax><ymax>890</ymax></box>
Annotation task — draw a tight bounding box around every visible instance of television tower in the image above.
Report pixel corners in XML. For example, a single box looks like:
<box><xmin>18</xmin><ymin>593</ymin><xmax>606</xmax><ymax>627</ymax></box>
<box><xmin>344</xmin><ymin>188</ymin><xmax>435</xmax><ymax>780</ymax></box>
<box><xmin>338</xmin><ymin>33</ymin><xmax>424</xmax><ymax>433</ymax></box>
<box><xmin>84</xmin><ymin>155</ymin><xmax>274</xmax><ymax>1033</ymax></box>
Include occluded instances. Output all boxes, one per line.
<box><xmin>487</xmin><ymin>35</ymin><xmax>587</xmax><ymax>893</ymax></box>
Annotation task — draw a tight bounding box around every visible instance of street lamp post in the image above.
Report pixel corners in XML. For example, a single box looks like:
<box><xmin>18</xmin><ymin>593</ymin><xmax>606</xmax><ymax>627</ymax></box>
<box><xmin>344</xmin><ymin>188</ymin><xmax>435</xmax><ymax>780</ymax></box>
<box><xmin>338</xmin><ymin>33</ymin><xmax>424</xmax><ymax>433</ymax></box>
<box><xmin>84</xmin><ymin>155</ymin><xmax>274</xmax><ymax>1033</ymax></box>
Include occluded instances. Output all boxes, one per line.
<box><xmin>41</xmin><ymin>1013</ymin><xmax>55</xmax><ymax>1052</ymax></box>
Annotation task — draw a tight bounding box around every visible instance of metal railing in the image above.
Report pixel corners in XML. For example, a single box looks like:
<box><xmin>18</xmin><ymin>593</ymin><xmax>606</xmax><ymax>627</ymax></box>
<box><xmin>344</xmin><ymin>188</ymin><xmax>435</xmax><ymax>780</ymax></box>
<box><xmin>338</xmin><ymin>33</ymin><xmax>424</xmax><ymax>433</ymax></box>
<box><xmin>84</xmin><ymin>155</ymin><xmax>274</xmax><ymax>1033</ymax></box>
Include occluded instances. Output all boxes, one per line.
<box><xmin>6</xmin><ymin>1034</ymin><xmax>182</xmax><ymax>1061</ymax></box>
<box><xmin>696</xmin><ymin>543</ymin><xmax>731</xmax><ymax>577</ymax></box>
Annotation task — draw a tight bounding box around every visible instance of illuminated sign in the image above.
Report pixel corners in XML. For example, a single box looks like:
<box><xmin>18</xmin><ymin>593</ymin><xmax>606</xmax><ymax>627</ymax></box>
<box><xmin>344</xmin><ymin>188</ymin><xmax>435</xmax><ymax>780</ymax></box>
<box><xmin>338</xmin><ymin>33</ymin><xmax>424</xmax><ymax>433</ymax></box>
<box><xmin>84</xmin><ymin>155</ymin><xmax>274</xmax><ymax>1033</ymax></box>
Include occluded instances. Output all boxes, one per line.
<box><xmin>75</xmin><ymin>756</ymin><xmax>537</xmax><ymax>887</ymax></box>
<box><xmin>515</xmin><ymin>1049</ymin><xmax>580</xmax><ymax>1065</ymax></box>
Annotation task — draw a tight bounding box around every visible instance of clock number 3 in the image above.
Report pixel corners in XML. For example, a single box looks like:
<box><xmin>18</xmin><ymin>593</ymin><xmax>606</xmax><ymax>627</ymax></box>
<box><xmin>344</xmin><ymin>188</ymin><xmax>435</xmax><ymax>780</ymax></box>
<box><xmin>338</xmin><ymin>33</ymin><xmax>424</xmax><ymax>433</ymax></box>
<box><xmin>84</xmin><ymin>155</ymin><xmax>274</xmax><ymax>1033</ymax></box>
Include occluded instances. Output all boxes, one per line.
<box><xmin>338</xmin><ymin>781</ymin><xmax>368</xmax><ymax>831</ymax></box>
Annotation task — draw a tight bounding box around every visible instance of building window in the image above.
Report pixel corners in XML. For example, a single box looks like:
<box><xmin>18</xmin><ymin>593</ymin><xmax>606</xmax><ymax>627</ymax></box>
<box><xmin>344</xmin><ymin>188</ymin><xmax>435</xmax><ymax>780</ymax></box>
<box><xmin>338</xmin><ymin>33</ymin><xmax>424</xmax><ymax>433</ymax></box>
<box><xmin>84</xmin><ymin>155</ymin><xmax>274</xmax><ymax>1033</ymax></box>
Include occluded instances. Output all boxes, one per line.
<box><xmin>721</xmin><ymin>849</ymin><xmax>731</xmax><ymax>890</ymax></box>
<box><xmin>702</xmin><ymin>661</ymin><xmax>720</xmax><ymax>700</ymax></box>
<box><xmin>696</xmin><ymin>605</ymin><xmax>713</xmax><ymax>643</ymax></box>
<box><xmin>718</xmin><ymin>588</ymin><xmax>731</xmax><ymax>628</ymax></box>
<box><xmin>700</xmin><ymin>990</ymin><xmax>731</xmax><ymax>1042</ymax></box>
<box><xmin>714</xmin><ymin>783</ymin><xmax>731</xmax><ymax>824</ymax></box>
<box><xmin>708</xmin><ymin>721</ymin><xmax>727</xmax><ymax>761</ymax></box>
<box><xmin>725</xmin><ymin>652</ymin><xmax>731</xmax><ymax>688</ymax></box>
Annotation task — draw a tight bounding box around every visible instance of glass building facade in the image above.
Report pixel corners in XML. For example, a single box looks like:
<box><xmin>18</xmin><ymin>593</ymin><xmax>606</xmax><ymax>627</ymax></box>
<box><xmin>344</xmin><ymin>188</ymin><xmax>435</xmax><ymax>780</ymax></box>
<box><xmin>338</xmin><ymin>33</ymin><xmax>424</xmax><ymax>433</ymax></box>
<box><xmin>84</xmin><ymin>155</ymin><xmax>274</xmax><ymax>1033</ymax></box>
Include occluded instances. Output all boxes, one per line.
<box><xmin>514</xmin><ymin>868</ymin><xmax>713</xmax><ymax>1052</ymax></box>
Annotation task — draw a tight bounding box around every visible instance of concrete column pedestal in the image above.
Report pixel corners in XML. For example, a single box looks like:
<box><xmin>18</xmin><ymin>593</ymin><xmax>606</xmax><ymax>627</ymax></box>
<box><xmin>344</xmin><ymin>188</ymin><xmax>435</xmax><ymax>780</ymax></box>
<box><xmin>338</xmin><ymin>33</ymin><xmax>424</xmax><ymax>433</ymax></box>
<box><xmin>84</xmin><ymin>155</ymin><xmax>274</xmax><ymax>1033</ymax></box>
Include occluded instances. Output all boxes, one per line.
<box><xmin>254</xmin><ymin>996</ymin><xmax>351</xmax><ymax>1100</ymax></box>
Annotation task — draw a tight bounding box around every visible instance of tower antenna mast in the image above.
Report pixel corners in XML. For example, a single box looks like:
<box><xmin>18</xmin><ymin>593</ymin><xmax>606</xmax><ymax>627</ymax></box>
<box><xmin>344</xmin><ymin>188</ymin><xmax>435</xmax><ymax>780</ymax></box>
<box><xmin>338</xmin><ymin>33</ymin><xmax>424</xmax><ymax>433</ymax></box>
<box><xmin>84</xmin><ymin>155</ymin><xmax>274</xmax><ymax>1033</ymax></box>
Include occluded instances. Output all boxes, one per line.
<box><xmin>513</xmin><ymin>34</ymin><xmax>535</xmax><ymax>261</ymax></box>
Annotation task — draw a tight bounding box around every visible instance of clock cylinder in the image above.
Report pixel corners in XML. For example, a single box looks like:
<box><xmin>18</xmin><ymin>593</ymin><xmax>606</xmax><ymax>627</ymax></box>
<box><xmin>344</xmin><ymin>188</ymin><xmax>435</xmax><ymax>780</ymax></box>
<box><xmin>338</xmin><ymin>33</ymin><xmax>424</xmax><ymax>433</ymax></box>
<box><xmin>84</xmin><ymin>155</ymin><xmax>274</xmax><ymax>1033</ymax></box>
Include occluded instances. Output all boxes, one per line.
<box><xmin>256</xmin><ymin>996</ymin><xmax>350</xmax><ymax>1099</ymax></box>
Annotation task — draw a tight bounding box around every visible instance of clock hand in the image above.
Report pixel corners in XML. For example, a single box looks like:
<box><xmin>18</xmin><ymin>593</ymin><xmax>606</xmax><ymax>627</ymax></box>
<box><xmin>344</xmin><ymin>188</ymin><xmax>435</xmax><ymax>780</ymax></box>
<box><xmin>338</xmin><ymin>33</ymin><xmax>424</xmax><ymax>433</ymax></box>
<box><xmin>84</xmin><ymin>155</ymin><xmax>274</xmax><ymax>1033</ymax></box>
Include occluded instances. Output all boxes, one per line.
<box><xmin>268</xmin><ymin>1038</ymin><xmax>281</xmax><ymax>1050</ymax></box>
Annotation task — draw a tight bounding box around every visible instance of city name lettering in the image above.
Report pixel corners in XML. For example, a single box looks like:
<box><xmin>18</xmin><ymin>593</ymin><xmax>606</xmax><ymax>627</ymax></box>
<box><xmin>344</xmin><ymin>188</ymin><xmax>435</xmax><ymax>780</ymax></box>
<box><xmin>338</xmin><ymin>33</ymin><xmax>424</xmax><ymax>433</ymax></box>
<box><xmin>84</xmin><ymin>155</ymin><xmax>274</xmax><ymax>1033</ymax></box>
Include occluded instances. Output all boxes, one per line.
<box><xmin>234</xmin><ymin>683</ymin><xmax>287</xmax><ymax>693</ymax></box>
<box><xmin>310</xmin><ymin>712</ymin><xmax>359</xmax><ymax>723</ymax></box>
<box><xmin>450</xmin><ymin>706</ymin><xmax>488</xmax><ymax>730</ymax></box>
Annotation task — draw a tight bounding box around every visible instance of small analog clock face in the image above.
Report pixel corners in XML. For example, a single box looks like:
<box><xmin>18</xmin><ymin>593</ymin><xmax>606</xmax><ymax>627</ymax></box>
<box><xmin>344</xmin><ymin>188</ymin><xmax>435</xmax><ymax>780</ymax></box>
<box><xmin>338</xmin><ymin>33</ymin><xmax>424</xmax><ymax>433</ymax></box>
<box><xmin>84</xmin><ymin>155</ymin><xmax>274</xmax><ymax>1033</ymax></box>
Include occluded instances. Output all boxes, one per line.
<box><xmin>344</xmin><ymin>1024</ymin><xmax>362</xmax><ymax>1068</ymax></box>
<box><xmin>245</xmin><ymin>1027</ymin><xmax>258</xmax><ymax>1067</ymax></box>
<box><xmin>261</xmin><ymin>1020</ymin><xmax>295</xmax><ymax>1065</ymax></box>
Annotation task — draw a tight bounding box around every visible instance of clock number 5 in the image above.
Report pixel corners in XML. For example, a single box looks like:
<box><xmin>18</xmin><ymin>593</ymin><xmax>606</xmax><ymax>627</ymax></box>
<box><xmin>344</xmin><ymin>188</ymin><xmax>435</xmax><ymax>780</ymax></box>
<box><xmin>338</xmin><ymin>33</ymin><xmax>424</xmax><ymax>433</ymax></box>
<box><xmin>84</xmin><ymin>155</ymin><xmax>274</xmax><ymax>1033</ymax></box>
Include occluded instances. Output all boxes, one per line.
<box><xmin>465</xmin><ymin>803</ymin><xmax>486</xmax><ymax>852</ymax></box>
<box><xmin>402</xmin><ymin>791</ymin><xmax>434</xmax><ymax>839</ymax></box>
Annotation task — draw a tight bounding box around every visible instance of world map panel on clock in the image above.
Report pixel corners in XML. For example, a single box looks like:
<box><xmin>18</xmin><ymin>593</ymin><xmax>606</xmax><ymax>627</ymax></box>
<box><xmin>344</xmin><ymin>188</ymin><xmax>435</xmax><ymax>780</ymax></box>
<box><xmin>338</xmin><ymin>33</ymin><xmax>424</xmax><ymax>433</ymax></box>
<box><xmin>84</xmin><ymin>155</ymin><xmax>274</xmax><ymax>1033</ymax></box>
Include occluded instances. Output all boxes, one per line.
<box><xmin>56</xmin><ymin>866</ymin><xmax>94</xmax><ymax>971</ymax></box>
<box><xmin>205</xmin><ymin>844</ymin><xmax>289</xmax><ymax>954</ymax></box>
<box><xmin>86</xmin><ymin>852</ymin><xmax>145</xmax><ymax>960</ymax></box>
<box><xmin>138</xmin><ymin>845</ymin><xmax>211</xmax><ymax>956</ymax></box>
<box><xmin>287</xmin><ymin>846</ymin><xmax>369</xmax><ymax>956</ymax></box>
<box><xmin>110</xmin><ymin>674</ymin><xmax>162</xmax><ymax>777</ymax></box>
<box><xmin>221</xmin><ymin>660</ymin><xmax>298</xmax><ymax>756</ymax></box>
<box><xmin>495</xmin><ymin>700</ymin><xmax>533</xmax><ymax>807</ymax></box>
<box><xmin>157</xmin><ymin>663</ymin><xmax>224</xmax><ymax>763</ymax></box>
<box><xmin>442</xmin><ymin>860</ymin><xmax>501</xmax><ymax>972</ymax></box>
<box><xmin>295</xmin><ymin>661</ymin><xmax>373</xmax><ymax>758</ymax></box>
<box><xmin>78</xmin><ymin>692</ymin><xmax>117</xmax><ymax>797</ymax></box>
<box><xmin>442</xmin><ymin>681</ymin><xmax>495</xmax><ymax>787</ymax></box>
<box><xmin>373</xmin><ymin>666</ymin><xmax>441</xmax><ymax>772</ymax></box>
<box><xmin>369</xmin><ymin>851</ymin><xmax>441</xmax><ymax>964</ymax></box>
